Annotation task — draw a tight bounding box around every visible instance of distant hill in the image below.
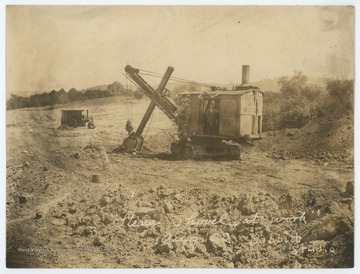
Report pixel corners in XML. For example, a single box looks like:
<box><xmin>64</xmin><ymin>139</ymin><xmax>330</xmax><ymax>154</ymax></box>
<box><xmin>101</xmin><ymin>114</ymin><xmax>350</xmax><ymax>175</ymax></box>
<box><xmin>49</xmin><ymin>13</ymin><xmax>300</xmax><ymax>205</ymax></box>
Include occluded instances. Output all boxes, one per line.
<box><xmin>82</xmin><ymin>84</ymin><xmax>109</xmax><ymax>91</ymax></box>
<box><xmin>251</xmin><ymin>78</ymin><xmax>280</xmax><ymax>92</ymax></box>
<box><xmin>252</xmin><ymin>76</ymin><xmax>329</xmax><ymax>93</ymax></box>
<box><xmin>166</xmin><ymin>76</ymin><xmax>329</xmax><ymax>95</ymax></box>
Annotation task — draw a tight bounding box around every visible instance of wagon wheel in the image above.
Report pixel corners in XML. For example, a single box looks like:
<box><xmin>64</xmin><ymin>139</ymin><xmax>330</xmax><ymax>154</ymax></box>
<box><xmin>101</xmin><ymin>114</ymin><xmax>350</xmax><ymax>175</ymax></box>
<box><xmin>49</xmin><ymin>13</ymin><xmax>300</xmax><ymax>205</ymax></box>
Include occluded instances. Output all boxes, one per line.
<box><xmin>67</xmin><ymin>118</ymin><xmax>77</xmax><ymax>128</ymax></box>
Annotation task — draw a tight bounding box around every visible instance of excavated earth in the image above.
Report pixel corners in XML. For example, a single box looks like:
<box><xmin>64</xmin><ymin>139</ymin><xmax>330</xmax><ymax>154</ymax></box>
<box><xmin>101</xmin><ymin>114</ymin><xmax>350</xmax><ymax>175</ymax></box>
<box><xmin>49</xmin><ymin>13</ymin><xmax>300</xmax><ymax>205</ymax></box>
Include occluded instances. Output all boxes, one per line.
<box><xmin>6</xmin><ymin>97</ymin><xmax>354</xmax><ymax>268</ymax></box>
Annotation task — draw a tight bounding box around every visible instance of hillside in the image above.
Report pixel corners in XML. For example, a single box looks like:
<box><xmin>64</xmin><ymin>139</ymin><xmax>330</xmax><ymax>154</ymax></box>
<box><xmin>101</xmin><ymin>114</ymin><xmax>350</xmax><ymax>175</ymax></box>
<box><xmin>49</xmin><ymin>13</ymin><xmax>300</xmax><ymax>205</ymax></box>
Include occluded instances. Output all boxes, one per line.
<box><xmin>82</xmin><ymin>84</ymin><xmax>109</xmax><ymax>91</ymax></box>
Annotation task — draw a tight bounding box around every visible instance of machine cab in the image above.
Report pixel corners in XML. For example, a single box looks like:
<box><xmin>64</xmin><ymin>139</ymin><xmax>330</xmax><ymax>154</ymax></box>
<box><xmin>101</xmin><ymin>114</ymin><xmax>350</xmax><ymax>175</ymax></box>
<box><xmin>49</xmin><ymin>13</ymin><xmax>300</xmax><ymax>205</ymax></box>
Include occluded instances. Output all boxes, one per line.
<box><xmin>177</xmin><ymin>88</ymin><xmax>263</xmax><ymax>141</ymax></box>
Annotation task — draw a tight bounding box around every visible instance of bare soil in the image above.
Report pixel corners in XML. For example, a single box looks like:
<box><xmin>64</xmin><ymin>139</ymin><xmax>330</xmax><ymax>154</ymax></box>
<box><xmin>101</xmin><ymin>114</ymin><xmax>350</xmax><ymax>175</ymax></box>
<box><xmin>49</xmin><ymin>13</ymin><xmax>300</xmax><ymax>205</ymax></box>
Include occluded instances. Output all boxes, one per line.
<box><xmin>6</xmin><ymin>97</ymin><xmax>354</xmax><ymax>268</ymax></box>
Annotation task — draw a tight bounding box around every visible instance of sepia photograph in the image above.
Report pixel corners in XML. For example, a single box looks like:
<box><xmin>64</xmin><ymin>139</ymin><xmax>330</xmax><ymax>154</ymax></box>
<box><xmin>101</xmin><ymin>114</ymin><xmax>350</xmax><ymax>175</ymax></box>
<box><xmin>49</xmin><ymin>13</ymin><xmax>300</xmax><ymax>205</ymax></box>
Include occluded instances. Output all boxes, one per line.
<box><xmin>4</xmin><ymin>1</ymin><xmax>356</xmax><ymax>269</ymax></box>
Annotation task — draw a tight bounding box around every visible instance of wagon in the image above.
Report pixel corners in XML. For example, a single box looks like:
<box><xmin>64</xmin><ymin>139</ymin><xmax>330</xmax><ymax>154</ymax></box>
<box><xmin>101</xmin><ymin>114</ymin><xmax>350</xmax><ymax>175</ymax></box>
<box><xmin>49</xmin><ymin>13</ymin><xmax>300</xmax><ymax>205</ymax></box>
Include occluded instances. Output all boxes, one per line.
<box><xmin>60</xmin><ymin>109</ymin><xmax>94</xmax><ymax>128</ymax></box>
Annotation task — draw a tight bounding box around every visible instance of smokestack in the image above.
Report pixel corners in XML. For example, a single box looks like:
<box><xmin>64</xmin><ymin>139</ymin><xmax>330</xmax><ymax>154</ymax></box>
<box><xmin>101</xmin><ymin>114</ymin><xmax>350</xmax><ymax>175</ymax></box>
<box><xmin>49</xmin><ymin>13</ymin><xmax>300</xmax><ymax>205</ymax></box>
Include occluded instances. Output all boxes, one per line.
<box><xmin>242</xmin><ymin>65</ymin><xmax>250</xmax><ymax>85</ymax></box>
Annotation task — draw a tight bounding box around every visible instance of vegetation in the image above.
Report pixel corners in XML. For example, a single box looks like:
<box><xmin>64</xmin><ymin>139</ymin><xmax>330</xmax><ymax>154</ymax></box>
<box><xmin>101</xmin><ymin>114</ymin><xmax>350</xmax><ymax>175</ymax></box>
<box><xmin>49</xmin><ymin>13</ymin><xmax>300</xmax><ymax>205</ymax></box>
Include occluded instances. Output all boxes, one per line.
<box><xmin>325</xmin><ymin>79</ymin><xmax>354</xmax><ymax>113</ymax></box>
<box><xmin>263</xmin><ymin>71</ymin><xmax>354</xmax><ymax>131</ymax></box>
<box><xmin>7</xmin><ymin>81</ymin><xmax>143</xmax><ymax>110</ymax></box>
<box><xmin>171</xmin><ymin>82</ymin><xmax>202</xmax><ymax>98</ymax></box>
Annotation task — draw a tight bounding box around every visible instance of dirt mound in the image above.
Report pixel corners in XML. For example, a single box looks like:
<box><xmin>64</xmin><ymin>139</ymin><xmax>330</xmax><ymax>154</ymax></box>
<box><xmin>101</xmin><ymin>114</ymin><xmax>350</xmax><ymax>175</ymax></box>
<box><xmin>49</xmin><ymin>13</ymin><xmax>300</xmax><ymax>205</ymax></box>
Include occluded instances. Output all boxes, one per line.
<box><xmin>141</xmin><ymin>128</ymin><xmax>178</xmax><ymax>153</ymax></box>
<box><xmin>7</xmin><ymin>108</ymin><xmax>59</xmax><ymax>127</ymax></box>
<box><xmin>257</xmin><ymin>115</ymin><xmax>353</xmax><ymax>164</ymax></box>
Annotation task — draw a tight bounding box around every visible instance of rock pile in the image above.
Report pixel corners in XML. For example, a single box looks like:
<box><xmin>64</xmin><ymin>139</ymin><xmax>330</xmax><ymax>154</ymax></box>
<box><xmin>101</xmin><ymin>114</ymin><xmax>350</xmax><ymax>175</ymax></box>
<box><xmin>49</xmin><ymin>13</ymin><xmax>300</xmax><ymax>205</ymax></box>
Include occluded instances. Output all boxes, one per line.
<box><xmin>258</xmin><ymin>116</ymin><xmax>353</xmax><ymax>165</ymax></box>
<box><xmin>42</xmin><ymin>183</ymin><xmax>353</xmax><ymax>268</ymax></box>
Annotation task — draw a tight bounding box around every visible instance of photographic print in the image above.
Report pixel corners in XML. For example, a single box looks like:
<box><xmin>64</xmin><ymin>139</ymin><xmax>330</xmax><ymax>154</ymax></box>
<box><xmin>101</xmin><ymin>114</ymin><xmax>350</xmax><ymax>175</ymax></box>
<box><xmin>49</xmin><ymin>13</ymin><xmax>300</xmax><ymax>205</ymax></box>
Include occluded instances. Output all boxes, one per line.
<box><xmin>5</xmin><ymin>4</ymin><xmax>355</xmax><ymax>268</ymax></box>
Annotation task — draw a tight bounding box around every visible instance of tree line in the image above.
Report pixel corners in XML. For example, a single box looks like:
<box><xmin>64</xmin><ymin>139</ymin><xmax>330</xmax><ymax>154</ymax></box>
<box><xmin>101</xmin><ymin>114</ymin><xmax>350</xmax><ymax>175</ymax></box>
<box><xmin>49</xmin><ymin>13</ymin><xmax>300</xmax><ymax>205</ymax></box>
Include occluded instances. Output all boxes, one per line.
<box><xmin>263</xmin><ymin>71</ymin><xmax>354</xmax><ymax>131</ymax></box>
<box><xmin>7</xmin><ymin>81</ymin><xmax>144</xmax><ymax>110</ymax></box>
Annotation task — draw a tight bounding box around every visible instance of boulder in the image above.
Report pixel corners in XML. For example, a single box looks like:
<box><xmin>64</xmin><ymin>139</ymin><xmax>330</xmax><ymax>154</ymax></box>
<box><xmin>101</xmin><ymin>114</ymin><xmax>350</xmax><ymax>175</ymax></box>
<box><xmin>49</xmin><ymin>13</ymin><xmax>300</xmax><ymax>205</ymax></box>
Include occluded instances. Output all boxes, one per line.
<box><xmin>65</xmin><ymin>215</ymin><xmax>78</xmax><ymax>227</ymax></box>
<box><xmin>100</xmin><ymin>196</ymin><xmax>111</xmax><ymax>207</ymax></box>
<box><xmin>174</xmin><ymin>193</ymin><xmax>183</xmax><ymax>200</ymax></box>
<box><xmin>81</xmin><ymin>226</ymin><xmax>96</xmax><ymax>236</ymax></box>
<box><xmin>101</xmin><ymin>214</ymin><xmax>114</xmax><ymax>225</ymax></box>
<box><xmin>68</xmin><ymin>204</ymin><xmax>77</xmax><ymax>214</ymax></box>
<box><xmin>164</xmin><ymin>201</ymin><xmax>173</xmax><ymax>213</ymax></box>
<box><xmin>241</xmin><ymin>201</ymin><xmax>257</xmax><ymax>215</ymax></box>
<box><xmin>157</xmin><ymin>243</ymin><xmax>173</xmax><ymax>254</ymax></box>
<box><xmin>93</xmin><ymin>236</ymin><xmax>105</xmax><ymax>246</ymax></box>
<box><xmin>19</xmin><ymin>196</ymin><xmax>27</xmax><ymax>204</ymax></box>
<box><xmin>35</xmin><ymin>211</ymin><xmax>43</xmax><ymax>219</ymax></box>
<box><xmin>51</xmin><ymin>218</ymin><xmax>66</xmax><ymax>226</ymax></box>
<box><xmin>225</xmin><ymin>262</ymin><xmax>235</xmax><ymax>268</ymax></box>
<box><xmin>345</xmin><ymin>181</ymin><xmax>354</xmax><ymax>196</ymax></box>
<box><xmin>195</xmin><ymin>243</ymin><xmax>207</xmax><ymax>254</ymax></box>
<box><xmin>209</xmin><ymin>234</ymin><xmax>228</xmax><ymax>251</ymax></box>
<box><xmin>137</xmin><ymin>207</ymin><xmax>156</xmax><ymax>217</ymax></box>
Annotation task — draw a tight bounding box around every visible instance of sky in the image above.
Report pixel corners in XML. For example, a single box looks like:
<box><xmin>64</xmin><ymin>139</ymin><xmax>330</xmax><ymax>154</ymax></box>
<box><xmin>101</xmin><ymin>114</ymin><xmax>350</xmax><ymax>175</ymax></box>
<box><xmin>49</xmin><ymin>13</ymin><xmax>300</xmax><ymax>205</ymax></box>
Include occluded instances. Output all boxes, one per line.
<box><xmin>6</xmin><ymin>5</ymin><xmax>354</xmax><ymax>96</ymax></box>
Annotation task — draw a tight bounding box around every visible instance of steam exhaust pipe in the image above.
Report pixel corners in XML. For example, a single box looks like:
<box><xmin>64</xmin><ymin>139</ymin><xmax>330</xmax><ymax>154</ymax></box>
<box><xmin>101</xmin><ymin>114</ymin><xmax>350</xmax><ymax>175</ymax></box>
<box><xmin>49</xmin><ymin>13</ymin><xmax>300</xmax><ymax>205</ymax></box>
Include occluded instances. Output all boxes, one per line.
<box><xmin>242</xmin><ymin>65</ymin><xmax>250</xmax><ymax>85</ymax></box>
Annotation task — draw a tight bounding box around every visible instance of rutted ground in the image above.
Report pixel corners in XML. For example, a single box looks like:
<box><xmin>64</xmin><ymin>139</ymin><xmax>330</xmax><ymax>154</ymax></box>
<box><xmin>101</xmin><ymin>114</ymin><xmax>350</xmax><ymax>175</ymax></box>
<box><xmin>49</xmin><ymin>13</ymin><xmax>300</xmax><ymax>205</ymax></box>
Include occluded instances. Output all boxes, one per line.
<box><xmin>6</xmin><ymin>97</ymin><xmax>354</xmax><ymax>268</ymax></box>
